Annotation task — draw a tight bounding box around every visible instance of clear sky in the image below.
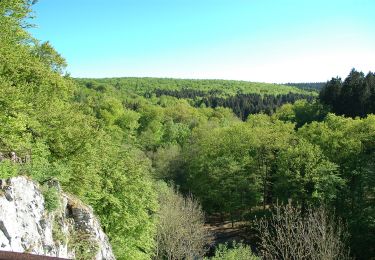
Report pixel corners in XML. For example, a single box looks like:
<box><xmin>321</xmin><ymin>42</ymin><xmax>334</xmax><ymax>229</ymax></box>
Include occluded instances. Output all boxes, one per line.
<box><xmin>30</xmin><ymin>0</ymin><xmax>375</xmax><ymax>83</ymax></box>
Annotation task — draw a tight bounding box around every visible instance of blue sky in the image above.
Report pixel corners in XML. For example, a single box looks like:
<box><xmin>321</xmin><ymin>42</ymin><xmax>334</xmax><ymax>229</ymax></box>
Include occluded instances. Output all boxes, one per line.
<box><xmin>30</xmin><ymin>0</ymin><xmax>375</xmax><ymax>83</ymax></box>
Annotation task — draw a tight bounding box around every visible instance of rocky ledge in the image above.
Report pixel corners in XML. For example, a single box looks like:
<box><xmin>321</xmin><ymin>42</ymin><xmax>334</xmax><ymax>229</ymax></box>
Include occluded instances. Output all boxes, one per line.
<box><xmin>0</xmin><ymin>176</ymin><xmax>115</xmax><ymax>259</ymax></box>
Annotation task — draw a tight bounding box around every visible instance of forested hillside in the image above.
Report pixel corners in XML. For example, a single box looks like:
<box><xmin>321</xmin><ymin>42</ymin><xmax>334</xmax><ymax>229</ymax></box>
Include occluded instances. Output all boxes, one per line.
<box><xmin>1</xmin><ymin>1</ymin><xmax>374</xmax><ymax>260</ymax></box>
<box><xmin>0</xmin><ymin>1</ymin><xmax>156</xmax><ymax>258</ymax></box>
<box><xmin>285</xmin><ymin>82</ymin><xmax>325</xmax><ymax>91</ymax></box>
<box><xmin>76</xmin><ymin>77</ymin><xmax>311</xmax><ymax>96</ymax></box>
<box><xmin>76</xmin><ymin>78</ymin><xmax>315</xmax><ymax>120</ymax></box>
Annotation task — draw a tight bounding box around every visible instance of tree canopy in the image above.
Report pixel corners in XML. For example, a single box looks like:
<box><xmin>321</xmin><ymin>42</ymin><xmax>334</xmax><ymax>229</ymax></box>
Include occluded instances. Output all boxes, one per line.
<box><xmin>1</xmin><ymin>2</ymin><xmax>374</xmax><ymax>259</ymax></box>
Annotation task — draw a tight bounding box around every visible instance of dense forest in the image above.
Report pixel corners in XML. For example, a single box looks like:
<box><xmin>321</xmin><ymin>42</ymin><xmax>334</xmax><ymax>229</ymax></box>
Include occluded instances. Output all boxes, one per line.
<box><xmin>1</xmin><ymin>1</ymin><xmax>374</xmax><ymax>260</ymax></box>
<box><xmin>77</xmin><ymin>78</ymin><xmax>315</xmax><ymax>120</ymax></box>
<box><xmin>285</xmin><ymin>82</ymin><xmax>325</xmax><ymax>91</ymax></box>
<box><xmin>76</xmin><ymin>77</ymin><xmax>311</xmax><ymax>96</ymax></box>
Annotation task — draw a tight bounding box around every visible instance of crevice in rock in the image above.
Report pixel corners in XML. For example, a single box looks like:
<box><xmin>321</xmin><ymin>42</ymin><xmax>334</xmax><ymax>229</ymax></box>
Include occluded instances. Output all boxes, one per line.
<box><xmin>65</xmin><ymin>203</ymin><xmax>73</xmax><ymax>219</ymax></box>
<box><xmin>5</xmin><ymin>191</ymin><xmax>13</xmax><ymax>202</ymax></box>
<box><xmin>0</xmin><ymin>220</ymin><xmax>11</xmax><ymax>244</ymax></box>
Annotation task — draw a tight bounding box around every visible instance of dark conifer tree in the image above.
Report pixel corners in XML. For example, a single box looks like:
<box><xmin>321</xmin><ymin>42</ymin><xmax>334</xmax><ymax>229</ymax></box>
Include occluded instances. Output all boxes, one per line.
<box><xmin>319</xmin><ymin>77</ymin><xmax>342</xmax><ymax>111</ymax></box>
<box><xmin>319</xmin><ymin>69</ymin><xmax>375</xmax><ymax>117</ymax></box>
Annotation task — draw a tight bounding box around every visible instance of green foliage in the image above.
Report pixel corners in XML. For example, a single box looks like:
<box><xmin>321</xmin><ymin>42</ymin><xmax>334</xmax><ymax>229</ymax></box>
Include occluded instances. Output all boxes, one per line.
<box><xmin>42</xmin><ymin>185</ymin><xmax>60</xmax><ymax>212</ymax></box>
<box><xmin>32</xmin><ymin>41</ymin><xmax>67</xmax><ymax>74</ymax></box>
<box><xmin>320</xmin><ymin>69</ymin><xmax>375</xmax><ymax>117</ymax></box>
<box><xmin>77</xmin><ymin>77</ymin><xmax>313</xmax><ymax>97</ymax></box>
<box><xmin>52</xmin><ymin>218</ymin><xmax>67</xmax><ymax>246</ymax></box>
<box><xmin>69</xmin><ymin>231</ymin><xmax>99</xmax><ymax>260</ymax></box>
<box><xmin>93</xmin><ymin>143</ymin><xmax>157</xmax><ymax>259</ymax></box>
<box><xmin>185</xmin><ymin>123</ymin><xmax>260</xmax><ymax>215</ymax></box>
<box><xmin>0</xmin><ymin>3</ymin><xmax>157</xmax><ymax>259</ymax></box>
<box><xmin>0</xmin><ymin>160</ymin><xmax>20</xmax><ymax>179</ymax></box>
<box><xmin>275</xmin><ymin>138</ymin><xmax>343</xmax><ymax>204</ymax></box>
<box><xmin>298</xmin><ymin>113</ymin><xmax>375</xmax><ymax>258</ymax></box>
<box><xmin>207</xmin><ymin>242</ymin><xmax>258</xmax><ymax>260</ymax></box>
<box><xmin>1</xmin><ymin>2</ymin><xmax>374</xmax><ymax>259</ymax></box>
<box><xmin>274</xmin><ymin>100</ymin><xmax>328</xmax><ymax>128</ymax></box>
<box><xmin>151</xmin><ymin>144</ymin><xmax>182</xmax><ymax>180</ymax></box>
<box><xmin>77</xmin><ymin>78</ymin><xmax>316</xmax><ymax>121</ymax></box>
<box><xmin>183</xmin><ymin>115</ymin><xmax>297</xmax><ymax>218</ymax></box>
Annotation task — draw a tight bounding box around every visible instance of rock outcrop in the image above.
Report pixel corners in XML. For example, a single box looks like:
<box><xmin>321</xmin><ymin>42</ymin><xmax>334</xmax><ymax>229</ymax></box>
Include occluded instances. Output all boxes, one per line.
<box><xmin>0</xmin><ymin>176</ymin><xmax>115</xmax><ymax>259</ymax></box>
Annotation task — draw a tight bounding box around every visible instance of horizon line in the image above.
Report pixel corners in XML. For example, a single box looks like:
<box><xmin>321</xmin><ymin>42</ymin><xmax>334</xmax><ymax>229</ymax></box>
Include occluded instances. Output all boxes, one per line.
<box><xmin>72</xmin><ymin>75</ymin><xmax>328</xmax><ymax>85</ymax></box>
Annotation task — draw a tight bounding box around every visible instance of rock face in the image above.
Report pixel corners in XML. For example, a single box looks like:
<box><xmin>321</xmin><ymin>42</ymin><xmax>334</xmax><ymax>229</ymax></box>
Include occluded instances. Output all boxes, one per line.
<box><xmin>0</xmin><ymin>176</ymin><xmax>115</xmax><ymax>259</ymax></box>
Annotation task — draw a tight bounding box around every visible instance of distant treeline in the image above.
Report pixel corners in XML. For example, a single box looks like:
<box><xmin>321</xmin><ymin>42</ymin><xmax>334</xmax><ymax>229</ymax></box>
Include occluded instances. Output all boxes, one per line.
<box><xmin>285</xmin><ymin>82</ymin><xmax>325</xmax><ymax>91</ymax></box>
<box><xmin>153</xmin><ymin>89</ymin><xmax>313</xmax><ymax>120</ymax></box>
<box><xmin>77</xmin><ymin>77</ymin><xmax>312</xmax><ymax>97</ymax></box>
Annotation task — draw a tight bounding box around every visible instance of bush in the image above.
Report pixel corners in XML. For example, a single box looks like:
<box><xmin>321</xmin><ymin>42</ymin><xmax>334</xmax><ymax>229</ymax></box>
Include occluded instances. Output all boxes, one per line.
<box><xmin>207</xmin><ymin>242</ymin><xmax>258</xmax><ymax>260</ymax></box>
<box><xmin>69</xmin><ymin>230</ymin><xmax>99</xmax><ymax>260</ymax></box>
<box><xmin>154</xmin><ymin>182</ymin><xmax>208</xmax><ymax>260</ymax></box>
<box><xmin>0</xmin><ymin>160</ymin><xmax>20</xmax><ymax>179</ymax></box>
<box><xmin>52</xmin><ymin>218</ymin><xmax>67</xmax><ymax>246</ymax></box>
<box><xmin>42</xmin><ymin>186</ymin><xmax>60</xmax><ymax>212</ymax></box>
<box><xmin>254</xmin><ymin>203</ymin><xmax>351</xmax><ymax>260</ymax></box>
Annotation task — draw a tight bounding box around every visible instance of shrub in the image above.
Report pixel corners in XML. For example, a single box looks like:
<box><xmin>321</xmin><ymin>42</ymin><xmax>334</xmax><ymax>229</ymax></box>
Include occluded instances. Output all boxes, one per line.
<box><xmin>52</xmin><ymin>219</ymin><xmax>67</xmax><ymax>246</ymax></box>
<box><xmin>254</xmin><ymin>203</ymin><xmax>351</xmax><ymax>260</ymax></box>
<box><xmin>207</xmin><ymin>242</ymin><xmax>259</xmax><ymax>260</ymax></box>
<box><xmin>69</xmin><ymin>230</ymin><xmax>99</xmax><ymax>260</ymax></box>
<box><xmin>0</xmin><ymin>160</ymin><xmax>19</xmax><ymax>179</ymax></box>
<box><xmin>154</xmin><ymin>182</ymin><xmax>208</xmax><ymax>260</ymax></box>
<box><xmin>42</xmin><ymin>186</ymin><xmax>60</xmax><ymax>212</ymax></box>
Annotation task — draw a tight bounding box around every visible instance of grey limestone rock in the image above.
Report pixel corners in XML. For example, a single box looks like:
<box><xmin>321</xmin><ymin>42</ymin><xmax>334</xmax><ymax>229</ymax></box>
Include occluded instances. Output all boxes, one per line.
<box><xmin>0</xmin><ymin>176</ymin><xmax>115</xmax><ymax>259</ymax></box>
